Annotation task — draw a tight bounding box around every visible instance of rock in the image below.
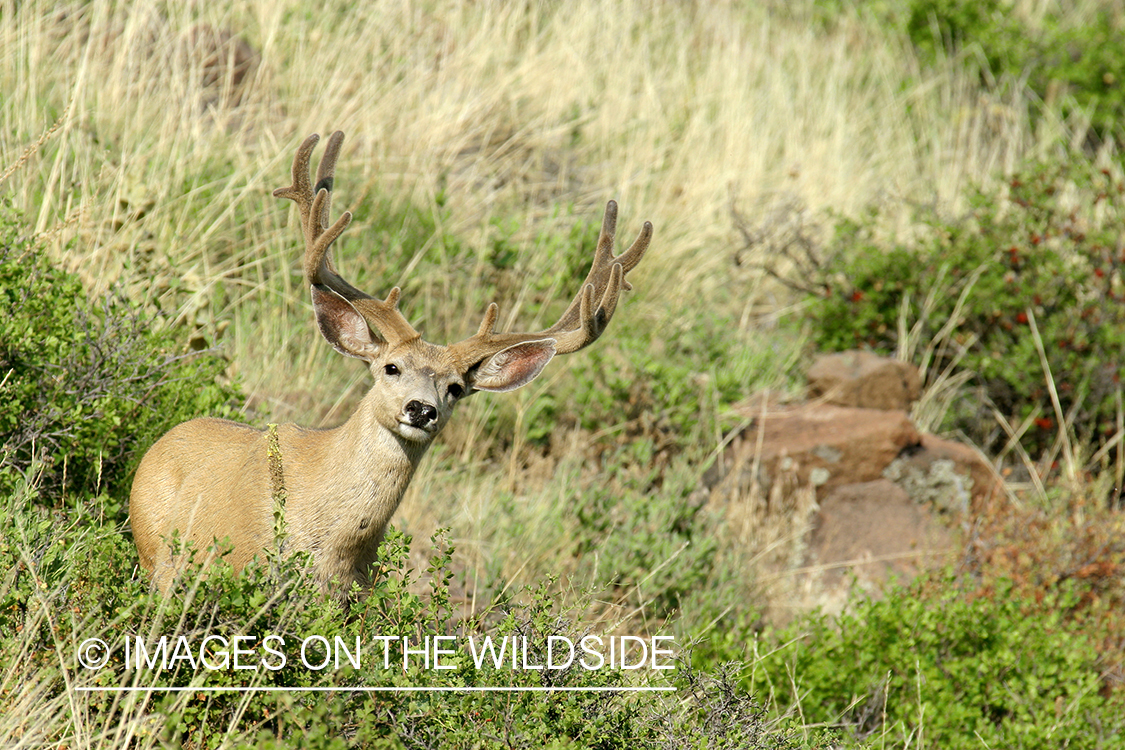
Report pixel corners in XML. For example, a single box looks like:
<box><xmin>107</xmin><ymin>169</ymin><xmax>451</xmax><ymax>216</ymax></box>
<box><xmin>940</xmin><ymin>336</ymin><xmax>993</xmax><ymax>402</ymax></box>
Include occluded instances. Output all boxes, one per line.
<box><xmin>807</xmin><ymin>351</ymin><xmax>921</xmax><ymax>411</ymax></box>
<box><xmin>802</xmin><ymin>479</ymin><xmax>956</xmax><ymax>614</ymax></box>
<box><xmin>704</xmin><ymin>387</ymin><xmax>995</xmax><ymax>617</ymax></box>
<box><xmin>712</xmin><ymin>403</ymin><xmax>922</xmax><ymax>502</ymax></box>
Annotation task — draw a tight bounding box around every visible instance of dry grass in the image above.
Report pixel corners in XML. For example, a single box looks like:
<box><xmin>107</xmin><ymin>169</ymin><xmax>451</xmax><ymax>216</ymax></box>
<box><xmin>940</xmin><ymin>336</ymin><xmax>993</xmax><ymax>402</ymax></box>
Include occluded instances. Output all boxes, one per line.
<box><xmin>4</xmin><ymin>1</ymin><xmax>1033</xmax><ymax>296</ymax></box>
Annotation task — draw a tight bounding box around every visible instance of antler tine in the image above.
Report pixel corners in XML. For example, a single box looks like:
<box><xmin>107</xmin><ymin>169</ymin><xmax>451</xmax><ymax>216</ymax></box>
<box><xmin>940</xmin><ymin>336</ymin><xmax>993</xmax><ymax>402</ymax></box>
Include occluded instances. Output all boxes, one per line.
<box><xmin>273</xmin><ymin>131</ymin><xmax>368</xmax><ymax>301</ymax></box>
<box><xmin>544</xmin><ymin>200</ymin><xmax>652</xmax><ymax>342</ymax></box>
<box><xmin>275</xmin><ymin>132</ymin><xmax>421</xmax><ymax>345</ymax></box>
<box><xmin>314</xmin><ymin>130</ymin><xmax>344</xmax><ymax>198</ymax></box>
<box><xmin>448</xmin><ymin>201</ymin><xmax>651</xmax><ymax>368</ymax></box>
<box><xmin>273</xmin><ymin>134</ymin><xmax>324</xmax><ymax>251</ymax></box>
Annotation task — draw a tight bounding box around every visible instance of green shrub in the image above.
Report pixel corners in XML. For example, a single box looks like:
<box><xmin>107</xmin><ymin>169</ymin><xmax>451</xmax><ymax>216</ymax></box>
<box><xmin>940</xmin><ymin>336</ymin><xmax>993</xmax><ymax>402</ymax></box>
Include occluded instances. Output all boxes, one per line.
<box><xmin>738</xmin><ymin>574</ymin><xmax>1123</xmax><ymax>748</ymax></box>
<box><xmin>571</xmin><ymin>445</ymin><xmax>721</xmax><ymax>620</ymax></box>
<box><xmin>0</xmin><ymin>489</ymin><xmax>819</xmax><ymax>748</ymax></box>
<box><xmin>0</xmin><ymin>202</ymin><xmax>241</xmax><ymax>507</ymax></box>
<box><xmin>801</xmin><ymin>159</ymin><xmax>1125</xmax><ymax>457</ymax></box>
<box><xmin>965</xmin><ymin>488</ymin><xmax>1125</xmax><ymax>698</ymax></box>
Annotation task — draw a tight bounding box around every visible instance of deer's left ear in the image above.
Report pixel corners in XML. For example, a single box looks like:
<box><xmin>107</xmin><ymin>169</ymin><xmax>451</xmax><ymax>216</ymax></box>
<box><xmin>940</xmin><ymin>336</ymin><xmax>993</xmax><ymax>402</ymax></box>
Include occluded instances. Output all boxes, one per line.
<box><xmin>467</xmin><ymin>340</ymin><xmax>557</xmax><ymax>393</ymax></box>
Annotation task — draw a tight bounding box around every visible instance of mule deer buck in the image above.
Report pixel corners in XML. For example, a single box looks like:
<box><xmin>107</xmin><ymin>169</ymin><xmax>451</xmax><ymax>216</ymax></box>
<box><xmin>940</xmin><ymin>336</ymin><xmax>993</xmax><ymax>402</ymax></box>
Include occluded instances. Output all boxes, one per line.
<box><xmin>129</xmin><ymin>131</ymin><xmax>652</xmax><ymax>597</ymax></box>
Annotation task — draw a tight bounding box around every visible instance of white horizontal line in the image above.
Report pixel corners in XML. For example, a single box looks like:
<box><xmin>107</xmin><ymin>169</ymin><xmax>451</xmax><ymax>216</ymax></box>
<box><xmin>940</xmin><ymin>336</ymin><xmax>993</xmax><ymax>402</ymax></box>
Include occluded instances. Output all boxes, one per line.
<box><xmin>77</xmin><ymin>686</ymin><xmax>675</xmax><ymax>693</ymax></box>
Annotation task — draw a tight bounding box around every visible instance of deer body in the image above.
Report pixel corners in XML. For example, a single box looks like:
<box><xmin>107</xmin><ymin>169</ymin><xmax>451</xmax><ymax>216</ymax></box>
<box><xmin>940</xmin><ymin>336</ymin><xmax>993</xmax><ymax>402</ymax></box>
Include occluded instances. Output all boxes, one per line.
<box><xmin>129</xmin><ymin>132</ymin><xmax>651</xmax><ymax>596</ymax></box>
<box><xmin>131</xmin><ymin>415</ymin><xmax>422</xmax><ymax>594</ymax></box>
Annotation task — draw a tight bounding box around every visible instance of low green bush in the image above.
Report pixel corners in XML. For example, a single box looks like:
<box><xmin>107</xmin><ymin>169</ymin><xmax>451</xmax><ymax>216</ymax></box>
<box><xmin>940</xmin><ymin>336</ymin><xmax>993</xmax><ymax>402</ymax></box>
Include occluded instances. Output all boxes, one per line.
<box><xmin>0</xmin><ymin>480</ymin><xmax>822</xmax><ymax>748</ymax></box>
<box><xmin>692</xmin><ymin>572</ymin><xmax>1123</xmax><ymax>748</ymax></box>
<box><xmin>0</xmin><ymin>202</ymin><xmax>241</xmax><ymax>508</ymax></box>
<box><xmin>964</xmin><ymin>488</ymin><xmax>1125</xmax><ymax>699</ymax></box>
<box><xmin>571</xmin><ymin>444</ymin><xmax>721</xmax><ymax>620</ymax></box>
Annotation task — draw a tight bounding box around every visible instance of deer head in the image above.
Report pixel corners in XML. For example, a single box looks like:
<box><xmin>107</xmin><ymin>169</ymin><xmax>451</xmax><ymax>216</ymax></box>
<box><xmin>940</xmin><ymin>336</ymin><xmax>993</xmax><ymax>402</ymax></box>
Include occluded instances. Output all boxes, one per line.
<box><xmin>273</xmin><ymin>131</ymin><xmax>652</xmax><ymax>447</ymax></box>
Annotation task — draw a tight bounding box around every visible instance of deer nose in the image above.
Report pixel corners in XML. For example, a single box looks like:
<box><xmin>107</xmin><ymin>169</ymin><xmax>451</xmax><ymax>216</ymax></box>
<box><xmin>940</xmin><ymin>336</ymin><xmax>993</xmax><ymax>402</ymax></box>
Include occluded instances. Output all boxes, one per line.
<box><xmin>404</xmin><ymin>400</ymin><xmax>438</xmax><ymax>427</ymax></box>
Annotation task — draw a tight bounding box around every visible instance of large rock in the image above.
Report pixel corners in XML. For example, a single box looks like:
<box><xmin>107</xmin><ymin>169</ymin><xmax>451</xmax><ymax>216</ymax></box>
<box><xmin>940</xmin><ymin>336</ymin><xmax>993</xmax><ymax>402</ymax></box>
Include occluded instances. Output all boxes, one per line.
<box><xmin>709</xmin><ymin>402</ymin><xmax>923</xmax><ymax>502</ymax></box>
<box><xmin>703</xmin><ymin>398</ymin><xmax>991</xmax><ymax>616</ymax></box>
<box><xmin>807</xmin><ymin>351</ymin><xmax>921</xmax><ymax>411</ymax></box>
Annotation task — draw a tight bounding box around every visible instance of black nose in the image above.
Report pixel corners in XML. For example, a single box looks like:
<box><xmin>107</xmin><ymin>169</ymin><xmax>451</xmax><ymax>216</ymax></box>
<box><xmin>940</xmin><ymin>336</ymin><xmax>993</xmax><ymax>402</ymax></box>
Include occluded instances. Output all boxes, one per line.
<box><xmin>404</xmin><ymin>400</ymin><xmax>438</xmax><ymax>427</ymax></box>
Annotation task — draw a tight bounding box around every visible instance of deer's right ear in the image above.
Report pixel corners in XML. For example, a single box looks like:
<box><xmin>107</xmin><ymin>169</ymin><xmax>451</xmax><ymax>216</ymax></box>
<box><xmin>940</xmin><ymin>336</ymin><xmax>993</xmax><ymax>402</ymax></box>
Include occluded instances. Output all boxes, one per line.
<box><xmin>311</xmin><ymin>285</ymin><xmax>383</xmax><ymax>361</ymax></box>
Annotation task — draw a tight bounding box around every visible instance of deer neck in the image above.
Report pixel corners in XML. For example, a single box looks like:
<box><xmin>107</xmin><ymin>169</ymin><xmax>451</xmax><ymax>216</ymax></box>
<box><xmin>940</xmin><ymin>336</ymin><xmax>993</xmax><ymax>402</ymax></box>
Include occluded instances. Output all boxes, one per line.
<box><xmin>311</xmin><ymin>390</ymin><xmax>432</xmax><ymax>530</ymax></box>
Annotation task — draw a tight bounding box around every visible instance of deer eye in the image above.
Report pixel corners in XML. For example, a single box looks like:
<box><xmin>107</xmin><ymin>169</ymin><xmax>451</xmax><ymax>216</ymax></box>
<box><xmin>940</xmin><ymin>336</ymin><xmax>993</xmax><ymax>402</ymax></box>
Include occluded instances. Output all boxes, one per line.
<box><xmin>447</xmin><ymin>383</ymin><xmax>464</xmax><ymax>399</ymax></box>
<box><xmin>384</xmin><ymin>363</ymin><xmax>400</xmax><ymax>376</ymax></box>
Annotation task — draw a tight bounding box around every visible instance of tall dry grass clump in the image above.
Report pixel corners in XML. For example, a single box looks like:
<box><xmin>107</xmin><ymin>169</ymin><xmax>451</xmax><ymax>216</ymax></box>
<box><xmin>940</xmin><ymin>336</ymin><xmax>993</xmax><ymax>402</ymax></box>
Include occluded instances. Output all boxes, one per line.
<box><xmin>3</xmin><ymin>0</ymin><xmax>1033</xmax><ymax>301</ymax></box>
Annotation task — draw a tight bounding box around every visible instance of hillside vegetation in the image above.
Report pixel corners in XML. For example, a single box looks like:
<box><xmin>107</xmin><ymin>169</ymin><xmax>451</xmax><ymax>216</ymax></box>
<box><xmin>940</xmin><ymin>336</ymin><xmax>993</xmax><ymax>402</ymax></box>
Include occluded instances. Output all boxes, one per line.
<box><xmin>1</xmin><ymin>0</ymin><xmax>1123</xmax><ymax>746</ymax></box>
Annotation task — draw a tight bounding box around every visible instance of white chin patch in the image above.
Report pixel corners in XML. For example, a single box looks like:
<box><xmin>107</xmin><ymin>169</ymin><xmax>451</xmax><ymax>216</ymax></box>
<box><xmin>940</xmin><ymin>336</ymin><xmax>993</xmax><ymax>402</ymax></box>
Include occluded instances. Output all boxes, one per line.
<box><xmin>395</xmin><ymin>422</ymin><xmax>434</xmax><ymax>442</ymax></box>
